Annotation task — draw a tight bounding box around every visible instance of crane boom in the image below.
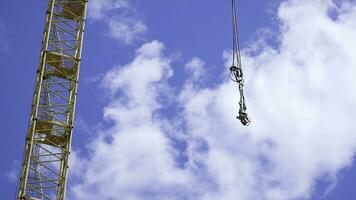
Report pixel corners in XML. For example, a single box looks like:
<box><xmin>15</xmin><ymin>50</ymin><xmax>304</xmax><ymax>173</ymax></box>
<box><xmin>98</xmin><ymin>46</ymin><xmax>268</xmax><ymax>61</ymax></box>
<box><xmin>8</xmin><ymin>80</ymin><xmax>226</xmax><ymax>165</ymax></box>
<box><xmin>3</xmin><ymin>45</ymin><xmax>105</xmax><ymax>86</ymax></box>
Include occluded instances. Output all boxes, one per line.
<box><xmin>17</xmin><ymin>0</ymin><xmax>87</xmax><ymax>199</ymax></box>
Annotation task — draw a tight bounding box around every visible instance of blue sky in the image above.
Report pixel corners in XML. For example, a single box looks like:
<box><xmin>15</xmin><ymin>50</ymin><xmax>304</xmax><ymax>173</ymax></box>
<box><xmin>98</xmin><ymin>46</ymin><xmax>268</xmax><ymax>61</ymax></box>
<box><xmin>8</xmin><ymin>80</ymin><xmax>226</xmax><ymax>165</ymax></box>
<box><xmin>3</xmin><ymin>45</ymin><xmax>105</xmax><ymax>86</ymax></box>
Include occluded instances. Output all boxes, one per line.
<box><xmin>1</xmin><ymin>0</ymin><xmax>356</xmax><ymax>199</ymax></box>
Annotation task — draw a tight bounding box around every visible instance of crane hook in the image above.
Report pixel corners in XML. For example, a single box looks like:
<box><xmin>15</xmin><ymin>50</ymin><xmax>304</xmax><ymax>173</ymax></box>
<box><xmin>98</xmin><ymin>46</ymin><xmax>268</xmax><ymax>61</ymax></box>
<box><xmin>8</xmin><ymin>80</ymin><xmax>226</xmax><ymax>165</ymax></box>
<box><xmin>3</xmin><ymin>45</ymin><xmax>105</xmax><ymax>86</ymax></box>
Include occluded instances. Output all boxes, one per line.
<box><xmin>229</xmin><ymin>0</ymin><xmax>250</xmax><ymax>126</ymax></box>
<box><xmin>230</xmin><ymin>65</ymin><xmax>251</xmax><ymax>126</ymax></box>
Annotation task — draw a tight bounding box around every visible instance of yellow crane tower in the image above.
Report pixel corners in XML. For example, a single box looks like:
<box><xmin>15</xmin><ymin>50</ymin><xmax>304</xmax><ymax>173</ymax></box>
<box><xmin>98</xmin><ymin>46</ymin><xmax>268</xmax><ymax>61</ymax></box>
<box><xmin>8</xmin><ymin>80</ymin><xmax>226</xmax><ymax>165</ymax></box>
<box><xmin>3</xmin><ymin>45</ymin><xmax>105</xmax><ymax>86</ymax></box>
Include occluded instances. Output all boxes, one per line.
<box><xmin>17</xmin><ymin>0</ymin><xmax>87</xmax><ymax>199</ymax></box>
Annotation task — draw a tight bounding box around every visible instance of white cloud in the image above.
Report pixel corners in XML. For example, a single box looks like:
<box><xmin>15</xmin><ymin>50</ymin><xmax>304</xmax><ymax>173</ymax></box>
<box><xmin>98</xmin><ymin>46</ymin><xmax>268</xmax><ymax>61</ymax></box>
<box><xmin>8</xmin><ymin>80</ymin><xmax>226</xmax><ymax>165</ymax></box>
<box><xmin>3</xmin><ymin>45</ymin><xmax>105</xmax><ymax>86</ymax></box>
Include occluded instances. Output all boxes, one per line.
<box><xmin>4</xmin><ymin>160</ymin><xmax>20</xmax><ymax>183</ymax></box>
<box><xmin>185</xmin><ymin>57</ymin><xmax>205</xmax><ymax>82</ymax></box>
<box><xmin>5</xmin><ymin>169</ymin><xmax>17</xmax><ymax>183</ymax></box>
<box><xmin>70</xmin><ymin>41</ymin><xmax>194</xmax><ymax>200</ymax></box>
<box><xmin>109</xmin><ymin>17</ymin><xmax>147</xmax><ymax>44</ymax></box>
<box><xmin>70</xmin><ymin>0</ymin><xmax>356</xmax><ymax>200</ymax></box>
<box><xmin>88</xmin><ymin>0</ymin><xmax>129</xmax><ymax>20</ymax></box>
<box><xmin>180</xmin><ymin>0</ymin><xmax>356</xmax><ymax>199</ymax></box>
<box><xmin>87</xmin><ymin>0</ymin><xmax>147</xmax><ymax>44</ymax></box>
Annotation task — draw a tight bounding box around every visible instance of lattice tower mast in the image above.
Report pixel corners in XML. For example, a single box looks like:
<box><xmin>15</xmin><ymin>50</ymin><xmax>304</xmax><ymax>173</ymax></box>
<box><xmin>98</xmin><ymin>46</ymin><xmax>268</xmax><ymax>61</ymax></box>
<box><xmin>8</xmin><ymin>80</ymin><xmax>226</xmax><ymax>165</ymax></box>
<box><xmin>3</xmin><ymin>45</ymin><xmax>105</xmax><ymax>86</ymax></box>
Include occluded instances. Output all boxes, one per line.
<box><xmin>17</xmin><ymin>0</ymin><xmax>87</xmax><ymax>199</ymax></box>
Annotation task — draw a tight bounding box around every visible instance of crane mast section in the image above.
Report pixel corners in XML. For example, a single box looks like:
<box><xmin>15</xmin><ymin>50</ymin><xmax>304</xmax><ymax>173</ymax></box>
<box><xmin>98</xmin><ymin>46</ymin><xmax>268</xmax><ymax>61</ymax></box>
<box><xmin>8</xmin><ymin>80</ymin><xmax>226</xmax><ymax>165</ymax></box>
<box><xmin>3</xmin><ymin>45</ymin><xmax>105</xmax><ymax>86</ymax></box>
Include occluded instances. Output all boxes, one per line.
<box><xmin>17</xmin><ymin>0</ymin><xmax>87</xmax><ymax>199</ymax></box>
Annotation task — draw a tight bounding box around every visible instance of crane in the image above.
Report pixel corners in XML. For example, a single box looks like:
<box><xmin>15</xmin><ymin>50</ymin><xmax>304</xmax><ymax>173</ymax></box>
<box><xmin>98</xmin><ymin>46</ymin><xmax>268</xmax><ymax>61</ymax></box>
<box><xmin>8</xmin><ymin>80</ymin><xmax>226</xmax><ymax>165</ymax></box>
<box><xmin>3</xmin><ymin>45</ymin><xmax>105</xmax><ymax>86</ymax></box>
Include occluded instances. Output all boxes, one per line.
<box><xmin>16</xmin><ymin>0</ymin><xmax>248</xmax><ymax>199</ymax></box>
<box><xmin>229</xmin><ymin>0</ymin><xmax>251</xmax><ymax>126</ymax></box>
<box><xmin>17</xmin><ymin>0</ymin><xmax>87</xmax><ymax>199</ymax></box>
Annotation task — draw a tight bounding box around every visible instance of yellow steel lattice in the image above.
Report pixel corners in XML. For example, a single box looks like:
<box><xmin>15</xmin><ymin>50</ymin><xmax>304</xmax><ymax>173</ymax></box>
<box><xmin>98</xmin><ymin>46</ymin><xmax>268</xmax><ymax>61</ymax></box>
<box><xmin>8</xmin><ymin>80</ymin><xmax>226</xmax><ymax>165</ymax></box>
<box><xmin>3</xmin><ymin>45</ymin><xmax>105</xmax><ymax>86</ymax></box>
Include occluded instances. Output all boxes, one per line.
<box><xmin>17</xmin><ymin>0</ymin><xmax>87</xmax><ymax>199</ymax></box>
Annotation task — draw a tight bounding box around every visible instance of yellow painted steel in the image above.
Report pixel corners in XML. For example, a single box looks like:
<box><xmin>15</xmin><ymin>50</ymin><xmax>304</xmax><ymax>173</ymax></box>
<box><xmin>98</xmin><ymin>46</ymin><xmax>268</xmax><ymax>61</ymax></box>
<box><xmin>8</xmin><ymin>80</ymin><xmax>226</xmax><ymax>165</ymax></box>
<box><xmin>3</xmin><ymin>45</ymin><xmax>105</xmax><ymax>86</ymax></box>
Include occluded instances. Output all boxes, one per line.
<box><xmin>17</xmin><ymin>0</ymin><xmax>87</xmax><ymax>199</ymax></box>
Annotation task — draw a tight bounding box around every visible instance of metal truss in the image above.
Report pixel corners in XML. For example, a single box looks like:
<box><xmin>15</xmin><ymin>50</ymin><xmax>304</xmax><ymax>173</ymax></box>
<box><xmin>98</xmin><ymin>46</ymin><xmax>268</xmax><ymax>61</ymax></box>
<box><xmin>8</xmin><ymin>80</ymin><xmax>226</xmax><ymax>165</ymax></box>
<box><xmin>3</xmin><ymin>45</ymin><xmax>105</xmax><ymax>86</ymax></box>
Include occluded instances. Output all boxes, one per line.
<box><xmin>17</xmin><ymin>0</ymin><xmax>87</xmax><ymax>199</ymax></box>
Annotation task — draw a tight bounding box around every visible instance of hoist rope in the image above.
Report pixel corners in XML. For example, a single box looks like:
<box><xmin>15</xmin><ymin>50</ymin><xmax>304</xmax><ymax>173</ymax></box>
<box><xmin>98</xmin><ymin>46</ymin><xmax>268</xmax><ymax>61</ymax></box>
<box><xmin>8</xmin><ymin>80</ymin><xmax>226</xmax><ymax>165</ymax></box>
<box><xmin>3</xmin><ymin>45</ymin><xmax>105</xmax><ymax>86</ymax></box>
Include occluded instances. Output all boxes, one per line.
<box><xmin>230</xmin><ymin>0</ymin><xmax>251</xmax><ymax>126</ymax></box>
<box><xmin>231</xmin><ymin>0</ymin><xmax>241</xmax><ymax>68</ymax></box>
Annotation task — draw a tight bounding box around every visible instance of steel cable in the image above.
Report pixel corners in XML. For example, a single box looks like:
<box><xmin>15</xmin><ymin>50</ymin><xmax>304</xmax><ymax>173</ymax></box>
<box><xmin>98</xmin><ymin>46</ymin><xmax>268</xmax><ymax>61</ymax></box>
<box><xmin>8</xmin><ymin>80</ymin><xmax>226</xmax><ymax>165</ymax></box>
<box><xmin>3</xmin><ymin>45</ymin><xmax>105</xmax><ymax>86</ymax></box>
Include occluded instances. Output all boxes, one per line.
<box><xmin>230</xmin><ymin>0</ymin><xmax>251</xmax><ymax>126</ymax></box>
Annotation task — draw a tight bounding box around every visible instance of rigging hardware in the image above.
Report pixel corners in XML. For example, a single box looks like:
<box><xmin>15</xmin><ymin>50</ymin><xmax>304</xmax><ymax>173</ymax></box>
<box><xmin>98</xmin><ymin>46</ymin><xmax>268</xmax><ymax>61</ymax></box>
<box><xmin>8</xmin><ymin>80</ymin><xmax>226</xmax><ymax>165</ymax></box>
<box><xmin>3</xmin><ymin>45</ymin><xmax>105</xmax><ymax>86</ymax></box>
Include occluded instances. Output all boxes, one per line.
<box><xmin>230</xmin><ymin>0</ymin><xmax>251</xmax><ymax>126</ymax></box>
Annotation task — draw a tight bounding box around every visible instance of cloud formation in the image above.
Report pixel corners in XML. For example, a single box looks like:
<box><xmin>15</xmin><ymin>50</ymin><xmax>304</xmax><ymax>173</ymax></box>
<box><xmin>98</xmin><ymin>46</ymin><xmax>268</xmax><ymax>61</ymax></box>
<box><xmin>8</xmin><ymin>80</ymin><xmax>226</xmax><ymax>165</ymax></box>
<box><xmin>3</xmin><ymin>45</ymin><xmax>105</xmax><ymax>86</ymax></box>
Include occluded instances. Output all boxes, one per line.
<box><xmin>88</xmin><ymin>0</ymin><xmax>129</xmax><ymax>20</ymax></box>
<box><xmin>88</xmin><ymin>0</ymin><xmax>147</xmax><ymax>44</ymax></box>
<box><xmin>70</xmin><ymin>0</ymin><xmax>356</xmax><ymax>199</ymax></box>
<box><xmin>70</xmin><ymin>41</ymin><xmax>194</xmax><ymax>200</ymax></box>
<box><xmin>108</xmin><ymin>17</ymin><xmax>147</xmax><ymax>44</ymax></box>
